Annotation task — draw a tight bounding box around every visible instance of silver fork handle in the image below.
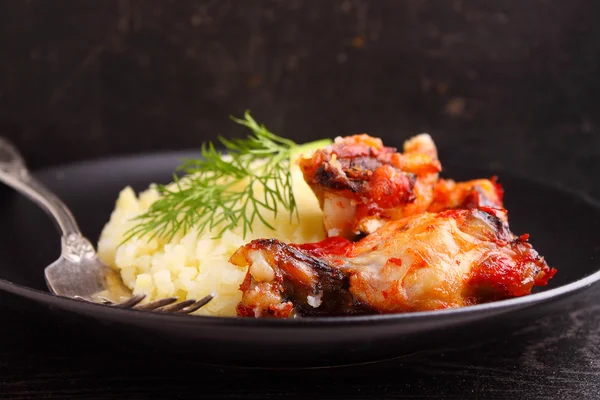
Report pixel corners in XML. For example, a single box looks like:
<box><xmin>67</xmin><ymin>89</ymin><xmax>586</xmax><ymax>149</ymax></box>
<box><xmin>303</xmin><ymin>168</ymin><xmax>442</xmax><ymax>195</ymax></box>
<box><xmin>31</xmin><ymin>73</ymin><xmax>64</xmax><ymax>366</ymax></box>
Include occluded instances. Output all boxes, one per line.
<box><xmin>0</xmin><ymin>137</ymin><xmax>95</xmax><ymax>261</ymax></box>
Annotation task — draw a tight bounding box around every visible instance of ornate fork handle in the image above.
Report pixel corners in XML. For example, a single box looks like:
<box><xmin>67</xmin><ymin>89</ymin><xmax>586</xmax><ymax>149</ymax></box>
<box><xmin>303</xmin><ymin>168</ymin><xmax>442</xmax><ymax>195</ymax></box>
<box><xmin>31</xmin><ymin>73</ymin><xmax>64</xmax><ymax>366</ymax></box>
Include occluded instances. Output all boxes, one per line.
<box><xmin>1</xmin><ymin>137</ymin><xmax>214</xmax><ymax>312</ymax></box>
<box><xmin>0</xmin><ymin>137</ymin><xmax>95</xmax><ymax>261</ymax></box>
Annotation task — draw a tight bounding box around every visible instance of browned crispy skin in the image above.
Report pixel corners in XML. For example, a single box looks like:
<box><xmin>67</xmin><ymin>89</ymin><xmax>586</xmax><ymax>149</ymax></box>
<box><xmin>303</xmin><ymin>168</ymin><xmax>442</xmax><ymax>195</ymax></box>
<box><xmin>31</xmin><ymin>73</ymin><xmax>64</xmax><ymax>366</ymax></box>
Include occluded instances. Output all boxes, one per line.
<box><xmin>298</xmin><ymin>134</ymin><xmax>441</xmax><ymax>239</ymax></box>
<box><xmin>231</xmin><ymin>209</ymin><xmax>556</xmax><ymax>318</ymax></box>
<box><xmin>232</xmin><ymin>134</ymin><xmax>556</xmax><ymax>318</ymax></box>
<box><xmin>230</xmin><ymin>238</ymin><xmax>374</xmax><ymax>318</ymax></box>
<box><xmin>428</xmin><ymin>178</ymin><xmax>507</xmax><ymax>222</ymax></box>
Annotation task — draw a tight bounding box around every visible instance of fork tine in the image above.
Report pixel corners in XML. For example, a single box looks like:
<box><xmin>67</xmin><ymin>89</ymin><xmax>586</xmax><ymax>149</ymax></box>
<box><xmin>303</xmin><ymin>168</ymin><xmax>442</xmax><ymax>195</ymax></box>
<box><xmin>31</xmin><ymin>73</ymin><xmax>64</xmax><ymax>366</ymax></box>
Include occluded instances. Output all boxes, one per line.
<box><xmin>115</xmin><ymin>294</ymin><xmax>147</xmax><ymax>308</ymax></box>
<box><xmin>178</xmin><ymin>294</ymin><xmax>214</xmax><ymax>314</ymax></box>
<box><xmin>97</xmin><ymin>296</ymin><xmax>117</xmax><ymax>305</ymax></box>
<box><xmin>134</xmin><ymin>297</ymin><xmax>178</xmax><ymax>310</ymax></box>
<box><xmin>157</xmin><ymin>299</ymin><xmax>196</xmax><ymax>313</ymax></box>
<box><xmin>76</xmin><ymin>293</ymin><xmax>213</xmax><ymax>315</ymax></box>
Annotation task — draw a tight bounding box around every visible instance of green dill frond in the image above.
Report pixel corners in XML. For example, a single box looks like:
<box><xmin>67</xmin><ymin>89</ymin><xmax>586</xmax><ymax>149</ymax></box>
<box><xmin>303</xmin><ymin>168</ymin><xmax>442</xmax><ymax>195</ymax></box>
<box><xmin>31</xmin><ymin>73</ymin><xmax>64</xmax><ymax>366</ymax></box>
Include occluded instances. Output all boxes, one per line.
<box><xmin>120</xmin><ymin>111</ymin><xmax>331</xmax><ymax>245</ymax></box>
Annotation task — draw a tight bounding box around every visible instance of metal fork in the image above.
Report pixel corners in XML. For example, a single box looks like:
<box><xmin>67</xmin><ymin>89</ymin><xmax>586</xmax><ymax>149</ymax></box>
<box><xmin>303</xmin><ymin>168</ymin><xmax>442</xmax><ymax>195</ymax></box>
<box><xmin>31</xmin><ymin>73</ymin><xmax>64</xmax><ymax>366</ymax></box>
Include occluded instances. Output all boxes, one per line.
<box><xmin>0</xmin><ymin>137</ymin><xmax>212</xmax><ymax>314</ymax></box>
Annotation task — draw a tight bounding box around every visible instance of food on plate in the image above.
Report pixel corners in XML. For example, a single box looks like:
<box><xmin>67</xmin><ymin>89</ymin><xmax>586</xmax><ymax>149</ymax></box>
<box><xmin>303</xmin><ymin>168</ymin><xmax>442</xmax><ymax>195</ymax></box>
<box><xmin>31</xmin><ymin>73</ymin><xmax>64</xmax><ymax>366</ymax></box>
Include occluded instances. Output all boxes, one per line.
<box><xmin>98</xmin><ymin>113</ymin><xmax>330</xmax><ymax>316</ymax></box>
<box><xmin>299</xmin><ymin>133</ymin><xmax>441</xmax><ymax>239</ymax></box>
<box><xmin>231</xmin><ymin>209</ymin><xmax>555</xmax><ymax>318</ymax></box>
<box><xmin>428</xmin><ymin>178</ymin><xmax>507</xmax><ymax>222</ymax></box>
<box><xmin>97</xmin><ymin>111</ymin><xmax>556</xmax><ymax>318</ymax></box>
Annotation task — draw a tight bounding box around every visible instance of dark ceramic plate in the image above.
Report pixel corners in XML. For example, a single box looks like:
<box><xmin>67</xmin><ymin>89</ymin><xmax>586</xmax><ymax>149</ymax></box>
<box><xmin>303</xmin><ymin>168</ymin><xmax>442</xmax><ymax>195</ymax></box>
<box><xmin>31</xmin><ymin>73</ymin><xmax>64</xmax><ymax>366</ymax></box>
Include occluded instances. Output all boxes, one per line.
<box><xmin>1</xmin><ymin>152</ymin><xmax>599</xmax><ymax>368</ymax></box>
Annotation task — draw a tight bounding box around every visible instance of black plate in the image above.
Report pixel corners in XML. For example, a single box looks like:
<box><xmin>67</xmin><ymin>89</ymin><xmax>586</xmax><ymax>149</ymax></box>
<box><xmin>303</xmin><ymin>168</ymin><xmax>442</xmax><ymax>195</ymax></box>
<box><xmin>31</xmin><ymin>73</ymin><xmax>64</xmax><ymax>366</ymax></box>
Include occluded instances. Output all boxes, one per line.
<box><xmin>1</xmin><ymin>152</ymin><xmax>599</xmax><ymax>368</ymax></box>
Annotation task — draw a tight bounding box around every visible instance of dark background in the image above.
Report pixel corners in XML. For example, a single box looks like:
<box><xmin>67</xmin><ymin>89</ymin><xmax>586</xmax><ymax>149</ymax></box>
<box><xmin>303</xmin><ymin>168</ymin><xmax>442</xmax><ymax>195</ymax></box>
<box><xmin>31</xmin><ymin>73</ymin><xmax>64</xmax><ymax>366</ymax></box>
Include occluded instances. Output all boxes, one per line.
<box><xmin>1</xmin><ymin>0</ymin><xmax>599</xmax><ymax>196</ymax></box>
<box><xmin>2</xmin><ymin>1</ymin><xmax>600</xmax><ymax>399</ymax></box>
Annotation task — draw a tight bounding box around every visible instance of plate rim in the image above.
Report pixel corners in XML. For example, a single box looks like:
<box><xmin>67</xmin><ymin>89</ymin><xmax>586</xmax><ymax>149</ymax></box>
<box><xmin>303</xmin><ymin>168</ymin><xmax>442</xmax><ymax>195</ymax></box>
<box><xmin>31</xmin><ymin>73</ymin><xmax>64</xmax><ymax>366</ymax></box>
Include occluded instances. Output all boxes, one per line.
<box><xmin>1</xmin><ymin>268</ymin><xmax>598</xmax><ymax>327</ymax></box>
<box><xmin>1</xmin><ymin>150</ymin><xmax>599</xmax><ymax>327</ymax></box>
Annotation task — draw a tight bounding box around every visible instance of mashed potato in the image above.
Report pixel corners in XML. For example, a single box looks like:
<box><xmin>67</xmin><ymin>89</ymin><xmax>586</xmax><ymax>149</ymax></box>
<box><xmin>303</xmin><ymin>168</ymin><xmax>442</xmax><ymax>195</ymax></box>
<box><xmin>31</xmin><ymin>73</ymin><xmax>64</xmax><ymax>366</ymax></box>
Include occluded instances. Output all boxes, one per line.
<box><xmin>97</xmin><ymin>156</ymin><xmax>326</xmax><ymax>316</ymax></box>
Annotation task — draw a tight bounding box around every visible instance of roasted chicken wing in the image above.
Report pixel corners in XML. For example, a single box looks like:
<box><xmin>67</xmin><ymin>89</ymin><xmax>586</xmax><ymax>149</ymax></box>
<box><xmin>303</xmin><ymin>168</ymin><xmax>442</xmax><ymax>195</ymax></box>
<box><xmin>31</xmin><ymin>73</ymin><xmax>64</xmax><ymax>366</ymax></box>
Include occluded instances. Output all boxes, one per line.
<box><xmin>428</xmin><ymin>178</ymin><xmax>507</xmax><ymax>222</ymax></box>
<box><xmin>230</xmin><ymin>209</ymin><xmax>556</xmax><ymax>318</ymax></box>
<box><xmin>298</xmin><ymin>133</ymin><xmax>442</xmax><ymax>239</ymax></box>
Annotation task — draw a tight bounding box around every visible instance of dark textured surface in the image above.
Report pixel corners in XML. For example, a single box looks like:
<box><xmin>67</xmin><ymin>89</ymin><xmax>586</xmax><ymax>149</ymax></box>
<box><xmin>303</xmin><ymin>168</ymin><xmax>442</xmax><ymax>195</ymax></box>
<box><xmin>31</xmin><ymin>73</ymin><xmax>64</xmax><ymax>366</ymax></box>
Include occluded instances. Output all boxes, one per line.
<box><xmin>1</xmin><ymin>0</ymin><xmax>600</xmax><ymax>398</ymax></box>
<box><xmin>1</xmin><ymin>0</ymin><xmax>600</xmax><ymax>195</ymax></box>
<box><xmin>1</xmin><ymin>290</ymin><xmax>600</xmax><ymax>399</ymax></box>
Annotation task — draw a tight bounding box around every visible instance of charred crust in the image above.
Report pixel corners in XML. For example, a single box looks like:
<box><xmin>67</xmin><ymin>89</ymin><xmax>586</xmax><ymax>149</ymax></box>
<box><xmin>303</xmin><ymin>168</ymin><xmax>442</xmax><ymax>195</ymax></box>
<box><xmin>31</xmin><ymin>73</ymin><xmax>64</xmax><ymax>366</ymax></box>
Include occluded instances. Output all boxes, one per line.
<box><xmin>354</xmin><ymin>232</ymin><xmax>369</xmax><ymax>241</ymax></box>
<box><xmin>473</xmin><ymin>208</ymin><xmax>503</xmax><ymax>229</ymax></box>
<box><xmin>246</xmin><ymin>240</ymin><xmax>367</xmax><ymax>317</ymax></box>
<box><xmin>340</xmin><ymin>277</ymin><xmax>351</xmax><ymax>291</ymax></box>
<box><xmin>345</xmin><ymin>156</ymin><xmax>383</xmax><ymax>172</ymax></box>
<box><xmin>351</xmin><ymin>299</ymin><xmax>378</xmax><ymax>315</ymax></box>
<box><xmin>469</xmin><ymin>209</ymin><xmax>512</xmax><ymax>241</ymax></box>
<box><xmin>314</xmin><ymin>164</ymin><xmax>354</xmax><ymax>191</ymax></box>
<box><xmin>285</xmin><ymin>245</ymin><xmax>346</xmax><ymax>279</ymax></box>
<box><xmin>404</xmin><ymin>173</ymin><xmax>418</xmax><ymax>202</ymax></box>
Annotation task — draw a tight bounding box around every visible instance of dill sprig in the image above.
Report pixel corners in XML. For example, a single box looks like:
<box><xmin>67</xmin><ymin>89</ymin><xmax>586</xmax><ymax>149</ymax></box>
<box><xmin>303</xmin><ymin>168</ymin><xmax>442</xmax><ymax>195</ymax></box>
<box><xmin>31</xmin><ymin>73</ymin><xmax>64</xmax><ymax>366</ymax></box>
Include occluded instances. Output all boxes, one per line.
<box><xmin>121</xmin><ymin>111</ymin><xmax>331</xmax><ymax>244</ymax></box>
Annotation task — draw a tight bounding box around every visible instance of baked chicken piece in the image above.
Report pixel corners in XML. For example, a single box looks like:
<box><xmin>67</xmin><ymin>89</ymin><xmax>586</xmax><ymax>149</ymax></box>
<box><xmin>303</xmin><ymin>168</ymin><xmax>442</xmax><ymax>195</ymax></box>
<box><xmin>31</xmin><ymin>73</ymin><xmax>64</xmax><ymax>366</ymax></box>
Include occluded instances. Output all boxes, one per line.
<box><xmin>230</xmin><ymin>208</ymin><xmax>556</xmax><ymax>318</ymax></box>
<box><xmin>428</xmin><ymin>178</ymin><xmax>507</xmax><ymax>222</ymax></box>
<box><xmin>298</xmin><ymin>133</ymin><xmax>442</xmax><ymax>239</ymax></box>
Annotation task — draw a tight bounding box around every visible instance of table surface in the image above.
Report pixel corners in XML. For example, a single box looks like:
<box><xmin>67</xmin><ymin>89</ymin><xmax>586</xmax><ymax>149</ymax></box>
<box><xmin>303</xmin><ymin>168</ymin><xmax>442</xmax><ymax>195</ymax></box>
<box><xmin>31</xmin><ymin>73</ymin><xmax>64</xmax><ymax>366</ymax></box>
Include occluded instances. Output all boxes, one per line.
<box><xmin>1</xmin><ymin>287</ymin><xmax>599</xmax><ymax>399</ymax></box>
<box><xmin>1</xmin><ymin>1</ymin><xmax>600</xmax><ymax>398</ymax></box>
